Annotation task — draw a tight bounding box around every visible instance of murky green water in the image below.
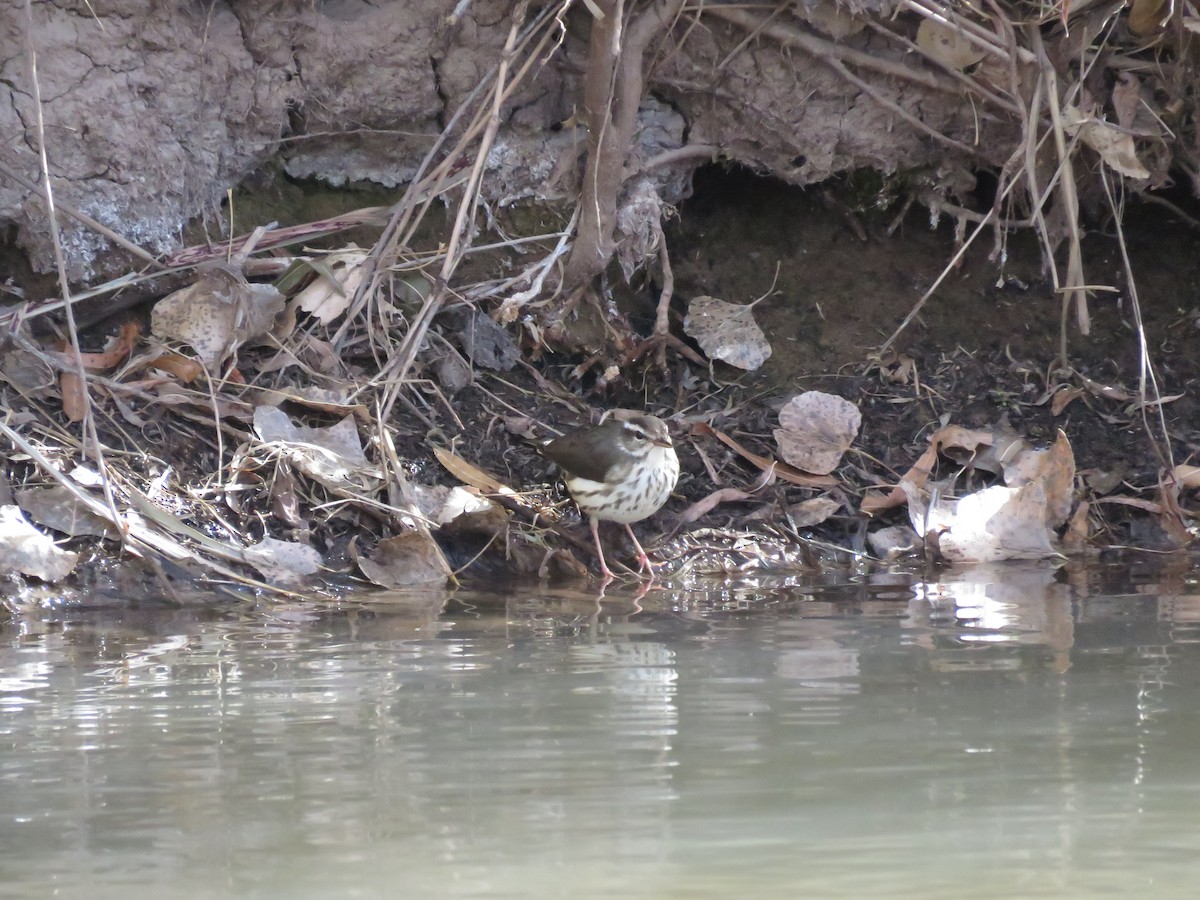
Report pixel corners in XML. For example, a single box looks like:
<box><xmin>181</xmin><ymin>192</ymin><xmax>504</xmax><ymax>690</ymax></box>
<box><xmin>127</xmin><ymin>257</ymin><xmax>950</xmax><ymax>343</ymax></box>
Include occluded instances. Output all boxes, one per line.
<box><xmin>4</xmin><ymin>562</ymin><xmax>1200</xmax><ymax>898</ymax></box>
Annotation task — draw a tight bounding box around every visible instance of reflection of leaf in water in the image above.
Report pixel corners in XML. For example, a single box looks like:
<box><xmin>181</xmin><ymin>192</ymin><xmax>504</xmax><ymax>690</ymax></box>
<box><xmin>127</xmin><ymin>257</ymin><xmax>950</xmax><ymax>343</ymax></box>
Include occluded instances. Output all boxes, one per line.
<box><xmin>683</xmin><ymin>294</ymin><xmax>772</xmax><ymax>371</ymax></box>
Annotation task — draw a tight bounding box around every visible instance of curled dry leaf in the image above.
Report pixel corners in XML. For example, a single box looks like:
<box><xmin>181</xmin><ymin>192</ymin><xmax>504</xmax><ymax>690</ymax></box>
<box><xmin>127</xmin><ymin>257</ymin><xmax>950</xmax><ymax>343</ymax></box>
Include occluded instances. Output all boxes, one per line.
<box><xmin>1061</xmin><ymin>106</ymin><xmax>1150</xmax><ymax>180</ymax></box>
<box><xmin>902</xmin><ymin>432</ymin><xmax>1076</xmax><ymax>562</ymax></box>
<box><xmin>151</xmin><ymin>266</ymin><xmax>285</xmax><ymax>367</ymax></box>
<box><xmin>773</xmin><ymin>391</ymin><xmax>861</xmax><ymax>475</ymax></box>
<box><xmin>293</xmin><ymin>247</ymin><xmax>369</xmax><ymax>324</ymax></box>
<box><xmin>253</xmin><ymin>406</ymin><xmax>381</xmax><ymax>492</ymax></box>
<box><xmin>0</xmin><ymin>505</ymin><xmax>79</xmax><ymax>582</ymax></box>
<box><xmin>904</xmin><ymin>481</ymin><xmax>1058</xmax><ymax>562</ymax></box>
<box><xmin>860</xmin><ymin>423</ymin><xmax>996</xmax><ymax>515</ymax></box>
<box><xmin>683</xmin><ymin>294</ymin><xmax>772</xmax><ymax>371</ymax></box>
<box><xmin>1000</xmin><ymin>431</ymin><xmax>1076</xmax><ymax>527</ymax></box>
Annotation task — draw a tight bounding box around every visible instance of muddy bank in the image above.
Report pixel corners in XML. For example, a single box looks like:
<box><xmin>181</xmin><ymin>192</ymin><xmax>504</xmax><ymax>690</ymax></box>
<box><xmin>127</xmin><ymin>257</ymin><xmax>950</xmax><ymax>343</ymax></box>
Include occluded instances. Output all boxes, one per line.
<box><xmin>4</xmin><ymin>1</ymin><xmax>1200</xmax><ymax>599</ymax></box>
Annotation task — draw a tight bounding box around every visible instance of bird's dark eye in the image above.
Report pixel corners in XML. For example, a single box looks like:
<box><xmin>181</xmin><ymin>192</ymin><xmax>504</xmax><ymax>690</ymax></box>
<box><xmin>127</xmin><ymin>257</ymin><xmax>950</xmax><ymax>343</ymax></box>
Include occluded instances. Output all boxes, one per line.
<box><xmin>633</xmin><ymin>433</ymin><xmax>645</xmax><ymax>441</ymax></box>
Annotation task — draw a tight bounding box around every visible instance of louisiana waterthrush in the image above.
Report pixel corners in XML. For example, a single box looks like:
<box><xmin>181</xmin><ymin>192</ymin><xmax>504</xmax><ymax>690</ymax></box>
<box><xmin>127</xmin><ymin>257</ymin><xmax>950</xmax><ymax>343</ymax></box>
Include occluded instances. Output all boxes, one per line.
<box><xmin>540</xmin><ymin>410</ymin><xmax>680</xmax><ymax>578</ymax></box>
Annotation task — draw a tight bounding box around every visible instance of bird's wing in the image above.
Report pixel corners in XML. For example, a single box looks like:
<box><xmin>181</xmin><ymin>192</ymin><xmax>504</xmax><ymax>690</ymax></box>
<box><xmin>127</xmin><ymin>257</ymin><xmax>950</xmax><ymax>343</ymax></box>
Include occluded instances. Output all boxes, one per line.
<box><xmin>542</xmin><ymin>421</ymin><xmax>626</xmax><ymax>482</ymax></box>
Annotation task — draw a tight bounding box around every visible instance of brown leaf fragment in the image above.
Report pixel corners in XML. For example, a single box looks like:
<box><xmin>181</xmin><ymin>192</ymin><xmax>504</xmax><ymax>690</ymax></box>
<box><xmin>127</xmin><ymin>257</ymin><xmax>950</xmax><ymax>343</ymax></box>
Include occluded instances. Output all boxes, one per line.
<box><xmin>148</xmin><ymin>353</ymin><xmax>205</xmax><ymax>383</ymax></box>
<box><xmin>787</xmin><ymin>496</ymin><xmax>841</xmax><ymax>528</ymax></box>
<box><xmin>60</xmin><ymin>371</ymin><xmax>87</xmax><ymax>423</ymax></box>
<box><xmin>270</xmin><ymin>464</ymin><xmax>305</xmax><ymax>528</ymax></box>
<box><xmin>432</xmin><ymin>446</ymin><xmax>516</xmax><ymax>496</ymax></box>
<box><xmin>916</xmin><ymin>17</ymin><xmax>987</xmax><ymax>70</ymax></box>
<box><xmin>1111</xmin><ymin>73</ymin><xmax>1141</xmax><ymax>132</ymax></box>
<box><xmin>1001</xmin><ymin>431</ymin><xmax>1076</xmax><ymax>527</ymax></box>
<box><xmin>356</xmin><ymin>530</ymin><xmax>450</xmax><ymax>587</ymax></box>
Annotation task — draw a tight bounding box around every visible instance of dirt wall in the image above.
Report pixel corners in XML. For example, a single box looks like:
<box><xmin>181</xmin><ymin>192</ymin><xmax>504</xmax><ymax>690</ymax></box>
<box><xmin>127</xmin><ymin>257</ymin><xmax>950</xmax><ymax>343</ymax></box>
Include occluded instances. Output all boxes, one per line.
<box><xmin>1</xmin><ymin>0</ymin><xmax>998</xmax><ymax>283</ymax></box>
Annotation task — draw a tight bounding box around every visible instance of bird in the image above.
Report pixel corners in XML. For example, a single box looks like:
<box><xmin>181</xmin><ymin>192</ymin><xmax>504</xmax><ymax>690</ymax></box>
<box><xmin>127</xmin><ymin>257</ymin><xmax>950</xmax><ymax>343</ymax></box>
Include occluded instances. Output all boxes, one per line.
<box><xmin>539</xmin><ymin>410</ymin><xmax>680</xmax><ymax>578</ymax></box>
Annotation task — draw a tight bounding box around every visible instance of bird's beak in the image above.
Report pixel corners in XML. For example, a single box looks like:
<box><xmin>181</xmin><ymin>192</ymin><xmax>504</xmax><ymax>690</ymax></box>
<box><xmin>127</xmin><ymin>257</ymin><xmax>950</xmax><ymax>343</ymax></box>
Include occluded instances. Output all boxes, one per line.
<box><xmin>651</xmin><ymin>435</ymin><xmax>673</xmax><ymax>448</ymax></box>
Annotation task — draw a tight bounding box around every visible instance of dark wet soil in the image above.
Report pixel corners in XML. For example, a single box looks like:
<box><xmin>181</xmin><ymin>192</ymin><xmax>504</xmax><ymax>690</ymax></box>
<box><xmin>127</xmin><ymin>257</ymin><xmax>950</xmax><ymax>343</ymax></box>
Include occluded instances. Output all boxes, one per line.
<box><xmin>425</xmin><ymin>165</ymin><xmax>1200</xmax><ymax>571</ymax></box>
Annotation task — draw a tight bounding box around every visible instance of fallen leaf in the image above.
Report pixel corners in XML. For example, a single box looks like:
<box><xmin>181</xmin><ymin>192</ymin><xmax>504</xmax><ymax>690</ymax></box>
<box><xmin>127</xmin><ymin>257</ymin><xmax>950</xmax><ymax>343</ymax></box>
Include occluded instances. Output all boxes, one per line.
<box><xmin>1062</xmin><ymin>106</ymin><xmax>1150</xmax><ymax>180</ymax></box>
<box><xmin>916</xmin><ymin>17</ymin><xmax>987</xmax><ymax>70</ymax></box>
<box><xmin>773</xmin><ymin>391</ymin><xmax>861</xmax><ymax>475</ymax></box>
<box><xmin>1128</xmin><ymin>0</ymin><xmax>1170</xmax><ymax>36</ymax></box>
<box><xmin>901</xmin><ymin>431</ymin><xmax>1076</xmax><ymax>562</ymax></box>
<box><xmin>16</xmin><ymin>487</ymin><xmax>120</xmax><ymax>539</ymax></box>
<box><xmin>867</xmin><ymin>524</ymin><xmax>922</xmax><ymax>558</ymax></box>
<box><xmin>683</xmin><ymin>294</ymin><xmax>772</xmax><ymax>371</ymax></box>
<box><xmin>0</xmin><ymin>338</ymin><xmax>55</xmax><ymax>399</ymax></box>
<box><xmin>148</xmin><ymin>352</ymin><xmax>205</xmax><ymax>382</ymax></box>
<box><xmin>1111</xmin><ymin>73</ymin><xmax>1141</xmax><ymax>132</ymax></box>
<box><xmin>0</xmin><ymin>504</ymin><xmax>79</xmax><ymax>582</ymax></box>
<box><xmin>904</xmin><ymin>481</ymin><xmax>1058</xmax><ymax>562</ymax></box>
<box><xmin>253</xmin><ymin>406</ymin><xmax>382</xmax><ymax>492</ymax></box>
<box><xmin>243</xmin><ymin>537</ymin><xmax>324</xmax><ymax>583</ymax></box>
<box><xmin>293</xmin><ymin>247</ymin><xmax>369</xmax><ymax>323</ymax></box>
<box><xmin>1000</xmin><ymin>431</ymin><xmax>1076</xmax><ymax>527</ymax></box>
<box><xmin>1170</xmin><ymin>464</ymin><xmax>1200</xmax><ymax>491</ymax></box>
<box><xmin>410</xmin><ymin>483</ymin><xmax>508</xmax><ymax>535</ymax></box>
<box><xmin>787</xmin><ymin>496</ymin><xmax>841</xmax><ymax>528</ymax></box>
<box><xmin>457</xmin><ymin>308</ymin><xmax>519</xmax><ymax>371</ymax></box>
<box><xmin>60</xmin><ymin>372</ymin><xmax>88</xmax><ymax>423</ymax></box>
<box><xmin>356</xmin><ymin>530</ymin><xmax>450</xmax><ymax>587</ymax></box>
<box><xmin>691</xmin><ymin>422</ymin><xmax>837</xmax><ymax>488</ymax></box>
<box><xmin>433</xmin><ymin>446</ymin><xmax>513</xmax><ymax>494</ymax></box>
<box><xmin>859</xmin><ymin>424</ymin><xmax>996</xmax><ymax>516</ymax></box>
<box><xmin>151</xmin><ymin>266</ymin><xmax>285</xmax><ymax>367</ymax></box>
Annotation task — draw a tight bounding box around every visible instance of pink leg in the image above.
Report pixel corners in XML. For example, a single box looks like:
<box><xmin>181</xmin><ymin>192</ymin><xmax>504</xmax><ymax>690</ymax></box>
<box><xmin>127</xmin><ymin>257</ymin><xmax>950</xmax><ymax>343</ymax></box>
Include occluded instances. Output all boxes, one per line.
<box><xmin>624</xmin><ymin>524</ymin><xmax>656</xmax><ymax>577</ymax></box>
<box><xmin>590</xmin><ymin>518</ymin><xmax>614</xmax><ymax>578</ymax></box>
